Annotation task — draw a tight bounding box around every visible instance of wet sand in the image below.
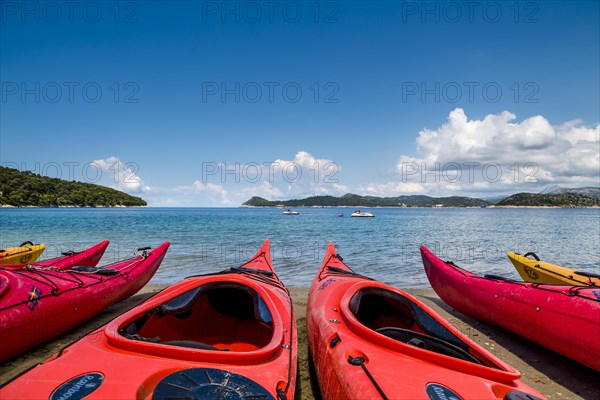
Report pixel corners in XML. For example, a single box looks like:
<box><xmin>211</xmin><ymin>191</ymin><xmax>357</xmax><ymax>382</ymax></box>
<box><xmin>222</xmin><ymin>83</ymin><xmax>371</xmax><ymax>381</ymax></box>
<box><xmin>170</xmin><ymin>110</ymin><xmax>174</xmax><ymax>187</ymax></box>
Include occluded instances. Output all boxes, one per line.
<box><xmin>1</xmin><ymin>286</ymin><xmax>598</xmax><ymax>399</ymax></box>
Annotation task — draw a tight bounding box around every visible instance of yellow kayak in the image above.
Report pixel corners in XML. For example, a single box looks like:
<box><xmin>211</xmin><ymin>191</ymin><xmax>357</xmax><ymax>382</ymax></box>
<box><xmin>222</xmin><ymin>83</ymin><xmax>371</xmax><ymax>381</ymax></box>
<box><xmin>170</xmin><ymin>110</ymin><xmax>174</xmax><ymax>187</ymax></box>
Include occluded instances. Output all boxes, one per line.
<box><xmin>508</xmin><ymin>252</ymin><xmax>600</xmax><ymax>286</ymax></box>
<box><xmin>0</xmin><ymin>241</ymin><xmax>46</xmax><ymax>265</ymax></box>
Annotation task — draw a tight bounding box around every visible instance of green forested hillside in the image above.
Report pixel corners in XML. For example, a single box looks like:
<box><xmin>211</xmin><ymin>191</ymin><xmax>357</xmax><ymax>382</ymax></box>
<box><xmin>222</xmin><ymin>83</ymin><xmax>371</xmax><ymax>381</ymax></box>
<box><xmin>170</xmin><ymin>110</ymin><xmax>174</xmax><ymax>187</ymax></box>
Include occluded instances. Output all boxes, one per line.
<box><xmin>243</xmin><ymin>194</ymin><xmax>490</xmax><ymax>207</ymax></box>
<box><xmin>244</xmin><ymin>191</ymin><xmax>600</xmax><ymax>208</ymax></box>
<box><xmin>496</xmin><ymin>192</ymin><xmax>599</xmax><ymax>207</ymax></box>
<box><xmin>0</xmin><ymin>167</ymin><xmax>147</xmax><ymax>207</ymax></box>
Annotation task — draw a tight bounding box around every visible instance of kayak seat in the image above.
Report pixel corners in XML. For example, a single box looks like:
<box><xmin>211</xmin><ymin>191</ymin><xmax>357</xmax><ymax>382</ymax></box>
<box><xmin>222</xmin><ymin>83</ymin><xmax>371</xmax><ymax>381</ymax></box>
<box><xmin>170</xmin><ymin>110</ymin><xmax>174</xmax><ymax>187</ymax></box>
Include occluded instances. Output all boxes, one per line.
<box><xmin>159</xmin><ymin>340</ymin><xmax>222</xmax><ymax>351</ymax></box>
<box><xmin>121</xmin><ymin>334</ymin><xmax>227</xmax><ymax>351</ymax></box>
<box><xmin>349</xmin><ymin>288</ymin><xmax>470</xmax><ymax>351</ymax></box>
<box><xmin>120</xmin><ymin>282</ymin><xmax>274</xmax><ymax>352</ymax></box>
<box><xmin>375</xmin><ymin>327</ymin><xmax>483</xmax><ymax>365</ymax></box>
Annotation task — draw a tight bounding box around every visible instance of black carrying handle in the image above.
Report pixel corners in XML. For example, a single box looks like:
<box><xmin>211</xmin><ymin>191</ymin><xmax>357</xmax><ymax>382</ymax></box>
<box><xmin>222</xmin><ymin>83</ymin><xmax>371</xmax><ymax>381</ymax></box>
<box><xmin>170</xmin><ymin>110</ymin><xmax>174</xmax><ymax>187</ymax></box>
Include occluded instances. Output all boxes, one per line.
<box><xmin>230</xmin><ymin>266</ymin><xmax>274</xmax><ymax>276</ymax></box>
<box><xmin>523</xmin><ymin>252</ymin><xmax>540</xmax><ymax>261</ymax></box>
<box><xmin>137</xmin><ymin>246</ymin><xmax>152</xmax><ymax>252</ymax></box>
<box><xmin>18</xmin><ymin>241</ymin><xmax>35</xmax><ymax>247</ymax></box>
<box><xmin>575</xmin><ymin>271</ymin><xmax>600</xmax><ymax>280</ymax></box>
<box><xmin>484</xmin><ymin>274</ymin><xmax>516</xmax><ymax>282</ymax></box>
<box><xmin>61</xmin><ymin>251</ymin><xmax>77</xmax><ymax>256</ymax></box>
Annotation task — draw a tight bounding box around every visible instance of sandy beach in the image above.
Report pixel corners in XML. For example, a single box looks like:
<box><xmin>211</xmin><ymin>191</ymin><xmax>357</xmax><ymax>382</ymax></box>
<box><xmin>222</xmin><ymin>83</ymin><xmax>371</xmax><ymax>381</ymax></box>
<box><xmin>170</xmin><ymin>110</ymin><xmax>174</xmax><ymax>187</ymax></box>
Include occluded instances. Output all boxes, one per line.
<box><xmin>1</xmin><ymin>285</ymin><xmax>598</xmax><ymax>400</ymax></box>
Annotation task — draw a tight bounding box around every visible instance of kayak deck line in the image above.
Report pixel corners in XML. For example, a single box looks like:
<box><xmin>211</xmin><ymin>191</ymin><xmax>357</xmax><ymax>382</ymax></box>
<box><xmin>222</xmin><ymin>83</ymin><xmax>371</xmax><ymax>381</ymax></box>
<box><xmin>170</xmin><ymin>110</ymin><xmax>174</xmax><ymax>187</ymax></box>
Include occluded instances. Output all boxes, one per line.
<box><xmin>448</xmin><ymin>260</ymin><xmax>600</xmax><ymax>303</ymax></box>
<box><xmin>0</xmin><ymin>255</ymin><xmax>148</xmax><ymax>312</ymax></box>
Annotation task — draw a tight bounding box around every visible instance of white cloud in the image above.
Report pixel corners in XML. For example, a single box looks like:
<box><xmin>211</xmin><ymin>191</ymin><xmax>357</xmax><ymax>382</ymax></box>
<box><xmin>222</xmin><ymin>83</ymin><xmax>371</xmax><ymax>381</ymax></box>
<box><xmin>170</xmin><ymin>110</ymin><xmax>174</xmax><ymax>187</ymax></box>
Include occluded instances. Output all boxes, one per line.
<box><xmin>267</xmin><ymin>151</ymin><xmax>349</xmax><ymax>197</ymax></box>
<box><xmin>238</xmin><ymin>181</ymin><xmax>284</xmax><ymax>201</ymax></box>
<box><xmin>202</xmin><ymin>151</ymin><xmax>349</xmax><ymax>202</ymax></box>
<box><xmin>357</xmin><ymin>182</ymin><xmax>426</xmax><ymax>196</ymax></box>
<box><xmin>142</xmin><ymin>181</ymin><xmax>232</xmax><ymax>207</ymax></box>
<box><xmin>91</xmin><ymin>156</ymin><xmax>145</xmax><ymax>194</ymax></box>
<box><xmin>91</xmin><ymin>156</ymin><xmax>234</xmax><ymax>206</ymax></box>
<box><xmin>379</xmin><ymin>108</ymin><xmax>600</xmax><ymax>197</ymax></box>
<box><xmin>91</xmin><ymin>152</ymin><xmax>350</xmax><ymax>206</ymax></box>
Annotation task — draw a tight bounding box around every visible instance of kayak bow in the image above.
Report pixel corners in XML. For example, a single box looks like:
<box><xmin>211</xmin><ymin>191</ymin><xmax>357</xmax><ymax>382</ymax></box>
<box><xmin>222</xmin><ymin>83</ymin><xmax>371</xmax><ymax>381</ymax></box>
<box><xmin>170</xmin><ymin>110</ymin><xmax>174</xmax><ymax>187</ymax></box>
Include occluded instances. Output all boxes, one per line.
<box><xmin>307</xmin><ymin>242</ymin><xmax>544</xmax><ymax>399</ymax></box>
<box><xmin>0</xmin><ymin>242</ymin><xmax>46</xmax><ymax>265</ymax></box>
<box><xmin>508</xmin><ymin>251</ymin><xmax>600</xmax><ymax>286</ymax></box>
<box><xmin>0</xmin><ymin>240</ymin><xmax>297</xmax><ymax>400</ymax></box>
<box><xmin>1</xmin><ymin>240</ymin><xmax>109</xmax><ymax>270</ymax></box>
<box><xmin>0</xmin><ymin>242</ymin><xmax>169</xmax><ymax>362</ymax></box>
<box><xmin>422</xmin><ymin>245</ymin><xmax>600</xmax><ymax>372</ymax></box>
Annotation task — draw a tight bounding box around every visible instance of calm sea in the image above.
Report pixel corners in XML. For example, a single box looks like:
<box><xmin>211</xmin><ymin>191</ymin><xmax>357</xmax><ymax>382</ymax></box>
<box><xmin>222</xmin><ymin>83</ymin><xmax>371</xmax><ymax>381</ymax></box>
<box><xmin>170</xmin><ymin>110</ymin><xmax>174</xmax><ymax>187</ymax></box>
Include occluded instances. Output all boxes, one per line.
<box><xmin>1</xmin><ymin>207</ymin><xmax>599</xmax><ymax>288</ymax></box>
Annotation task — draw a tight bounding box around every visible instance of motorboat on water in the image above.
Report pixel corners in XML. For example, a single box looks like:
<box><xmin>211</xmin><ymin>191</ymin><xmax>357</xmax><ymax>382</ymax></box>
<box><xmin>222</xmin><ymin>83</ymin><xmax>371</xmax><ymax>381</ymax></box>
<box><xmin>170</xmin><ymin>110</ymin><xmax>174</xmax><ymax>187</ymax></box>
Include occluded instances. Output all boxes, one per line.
<box><xmin>351</xmin><ymin>210</ymin><xmax>374</xmax><ymax>217</ymax></box>
<box><xmin>282</xmin><ymin>209</ymin><xmax>300</xmax><ymax>215</ymax></box>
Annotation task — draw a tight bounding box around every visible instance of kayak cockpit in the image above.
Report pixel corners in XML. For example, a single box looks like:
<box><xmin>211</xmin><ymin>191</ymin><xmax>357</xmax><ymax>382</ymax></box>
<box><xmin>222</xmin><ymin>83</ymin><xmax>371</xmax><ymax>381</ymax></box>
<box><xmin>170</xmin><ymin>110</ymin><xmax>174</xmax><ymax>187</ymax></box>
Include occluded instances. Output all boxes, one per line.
<box><xmin>119</xmin><ymin>282</ymin><xmax>274</xmax><ymax>352</ymax></box>
<box><xmin>345</xmin><ymin>287</ymin><xmax>495</xmax><ymax>367</ymax></box>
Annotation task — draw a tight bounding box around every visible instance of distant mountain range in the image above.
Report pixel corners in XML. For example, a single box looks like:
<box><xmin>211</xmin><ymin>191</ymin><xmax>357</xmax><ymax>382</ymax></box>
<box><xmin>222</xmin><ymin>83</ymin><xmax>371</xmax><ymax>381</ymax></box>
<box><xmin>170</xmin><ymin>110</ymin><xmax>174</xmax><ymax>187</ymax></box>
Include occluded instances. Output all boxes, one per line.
<box><xmin>243</xmin><ymin>186</ymin><xmax>600</xmax><ymax>208</ymax></box>
<box><xmin>244</xmin><ymin>193</ymin><xmax>490</xmax><ymax>208</ymax></box>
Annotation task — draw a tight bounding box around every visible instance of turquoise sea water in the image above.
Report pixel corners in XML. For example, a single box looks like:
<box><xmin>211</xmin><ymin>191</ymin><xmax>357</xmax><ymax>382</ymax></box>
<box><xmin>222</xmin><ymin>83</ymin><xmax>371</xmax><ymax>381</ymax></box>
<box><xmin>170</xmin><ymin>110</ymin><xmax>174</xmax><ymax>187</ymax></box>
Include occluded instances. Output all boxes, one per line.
<box><xmin>1</xmin><ymin>207</ymin><xmax>599</xmax><ymax>288</ymax></box>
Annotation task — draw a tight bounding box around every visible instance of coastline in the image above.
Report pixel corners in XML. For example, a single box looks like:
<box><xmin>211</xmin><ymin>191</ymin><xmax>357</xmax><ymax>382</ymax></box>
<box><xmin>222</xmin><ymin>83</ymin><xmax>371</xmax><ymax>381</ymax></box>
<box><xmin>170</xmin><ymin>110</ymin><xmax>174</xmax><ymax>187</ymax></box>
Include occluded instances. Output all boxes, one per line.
<box><xmin>3</xmin><ymin>204</ymin><xmax>599</xmax><ymax>209</ymax></box>
<box><xmin>0</xmin><ymin>205</ymin><xmax>148</xmax><ymax>208</ymax></box>
<box><xmin>1</xmin><ymin>285</ymin><xmax>597</xmax><ymax>399</ymax></box>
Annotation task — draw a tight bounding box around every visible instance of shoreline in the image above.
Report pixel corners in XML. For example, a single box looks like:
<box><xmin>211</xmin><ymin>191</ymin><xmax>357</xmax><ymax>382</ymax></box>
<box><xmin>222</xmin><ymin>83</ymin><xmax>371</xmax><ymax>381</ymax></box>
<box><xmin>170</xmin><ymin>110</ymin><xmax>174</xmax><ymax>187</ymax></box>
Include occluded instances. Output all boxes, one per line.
<box><xmin>3</xmin><ymin>205</ymin><xmax>599</xmax><ymax>209</ymax></box>
<box><xmin>1</xmin><ymin>285</ymin><xmax>597</xmax><ymax>399</ymax></box>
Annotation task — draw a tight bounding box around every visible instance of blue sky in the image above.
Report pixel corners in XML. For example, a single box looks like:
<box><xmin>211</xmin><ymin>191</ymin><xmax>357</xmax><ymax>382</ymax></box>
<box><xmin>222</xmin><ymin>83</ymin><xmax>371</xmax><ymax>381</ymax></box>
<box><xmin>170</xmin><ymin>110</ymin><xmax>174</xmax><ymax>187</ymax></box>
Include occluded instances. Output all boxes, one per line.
<box><xmin>1</xmin><ymin>1</ymin><xmax>599</xmax><ymax>206</ymax></box>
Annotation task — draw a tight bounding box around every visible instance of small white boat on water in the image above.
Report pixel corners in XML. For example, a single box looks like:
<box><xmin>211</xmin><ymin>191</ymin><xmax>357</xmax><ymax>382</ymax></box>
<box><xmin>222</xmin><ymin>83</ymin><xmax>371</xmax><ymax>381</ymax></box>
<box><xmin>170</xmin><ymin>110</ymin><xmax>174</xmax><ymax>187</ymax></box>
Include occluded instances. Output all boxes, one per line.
<box><xmin>283</xmin><ymin>209</ymin><xmax>300</xmax><ymax>215</ymax></box>
<box><xmin>351</xmin><ymin>210</ymin><xmax>374</xmax><ymax>217</ymax></box>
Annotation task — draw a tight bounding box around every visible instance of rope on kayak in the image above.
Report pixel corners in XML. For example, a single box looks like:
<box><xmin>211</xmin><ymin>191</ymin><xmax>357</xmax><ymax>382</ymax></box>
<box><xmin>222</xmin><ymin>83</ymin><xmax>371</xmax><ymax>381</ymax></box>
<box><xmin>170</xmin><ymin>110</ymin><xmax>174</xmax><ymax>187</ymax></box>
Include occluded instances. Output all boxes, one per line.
<box><xmin>318</xmin><ymin>253</ymin><xmax>375</xmax><ymax>282</ymax></box>
<box><xmin>237</xmin><ymin>251</ymin><xmax>289</xmax><ymax>293</ymax></box>
<box><xmin>317</xmin><ymin>253</ymin><xmax>342</xmax><ymax>280</ymax></box>
<box><xmin>326</xmin><ymin>266</ymin><xmax>375</xmax><ymax>281</ymax></box>
<box><xmin>474</xmin><ymin>275</ymin><xmax>600</xmax><ymax>303</ymax></box>
<box><xmin>0</xmin><ymin>259</ymin><xmax>143</xmax><ymax>312</ymax></box>
<box><xmin>347</xmin><ymin>356</ymin><xmax>389</xmax><ymax>400</ymax></box>
<box><xmin>520</xmin><ymin>262</ymin><xmax>599</xmax><ymax>287</ymax></box>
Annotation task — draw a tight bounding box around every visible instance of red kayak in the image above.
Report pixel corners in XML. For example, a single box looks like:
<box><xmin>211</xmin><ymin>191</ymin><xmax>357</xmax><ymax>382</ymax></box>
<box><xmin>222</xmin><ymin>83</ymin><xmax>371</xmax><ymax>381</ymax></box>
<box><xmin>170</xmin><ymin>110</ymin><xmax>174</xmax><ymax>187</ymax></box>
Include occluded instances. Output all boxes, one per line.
<box><xmin>421</xmin><ymin>245</ymin><xmax>600</xmax><ymax>372</ymax></box>
<box><xmin>1</xmin><ymin>240</ymin><xmax>109</xmax><ymax>270</ymax></box>
<box><xmin>0</xmin><ymin>242</ymin><xmax>169</xmax><ymax>362</ymax></box>
<box><xmin>307</xmin><ymin>243</ymin><xmax>544</xmax><ymax>399</ymax></box>
<box><xmin>0</xmin><ymin>240</ymin><xmax>297</xmax><ymax>400</ymax></box>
